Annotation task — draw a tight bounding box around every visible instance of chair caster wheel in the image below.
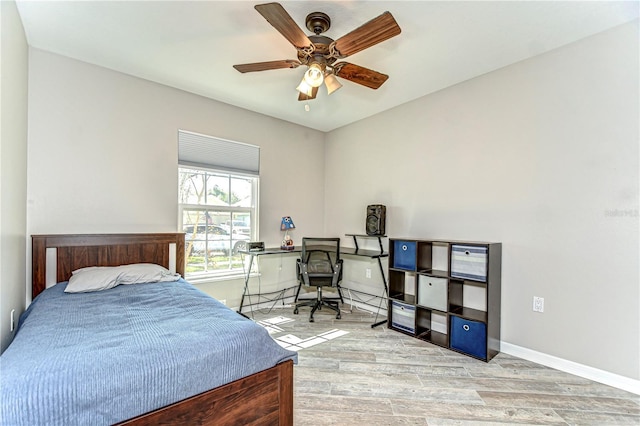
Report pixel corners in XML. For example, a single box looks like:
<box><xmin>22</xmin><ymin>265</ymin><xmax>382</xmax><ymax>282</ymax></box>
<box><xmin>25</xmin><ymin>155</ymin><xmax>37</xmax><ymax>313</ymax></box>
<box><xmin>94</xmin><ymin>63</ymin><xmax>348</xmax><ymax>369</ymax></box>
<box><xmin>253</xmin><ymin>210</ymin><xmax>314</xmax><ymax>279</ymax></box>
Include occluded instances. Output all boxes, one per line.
<box><xmin>309</xmin><ymin>317</ymin><xmax>314</xmax><ymax>322</ymax></box>
<box><xmin>336</xmin><ymin>314</ymin><xmax>341</xmax><ymax>319</ymax></box>
<box><xmin>293</xmin><ymin>308</ymin><xmax>298</xmax><ymax>314</ymax></box>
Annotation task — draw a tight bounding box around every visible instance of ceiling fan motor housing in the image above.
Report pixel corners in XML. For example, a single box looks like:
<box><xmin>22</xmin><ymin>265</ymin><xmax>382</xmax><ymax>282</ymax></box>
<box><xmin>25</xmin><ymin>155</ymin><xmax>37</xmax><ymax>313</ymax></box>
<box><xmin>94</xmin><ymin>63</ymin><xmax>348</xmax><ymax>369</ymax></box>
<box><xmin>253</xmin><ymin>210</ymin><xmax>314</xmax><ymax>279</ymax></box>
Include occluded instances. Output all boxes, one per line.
<box><xmin>306</xmin><ymin>12</ymin><xmax>331</xmax><ymax>34</ymax></box>
<box><xmin>298</xmin><ymin>35</ymin><xmax>336</xmax><ymax>67</ymax></box>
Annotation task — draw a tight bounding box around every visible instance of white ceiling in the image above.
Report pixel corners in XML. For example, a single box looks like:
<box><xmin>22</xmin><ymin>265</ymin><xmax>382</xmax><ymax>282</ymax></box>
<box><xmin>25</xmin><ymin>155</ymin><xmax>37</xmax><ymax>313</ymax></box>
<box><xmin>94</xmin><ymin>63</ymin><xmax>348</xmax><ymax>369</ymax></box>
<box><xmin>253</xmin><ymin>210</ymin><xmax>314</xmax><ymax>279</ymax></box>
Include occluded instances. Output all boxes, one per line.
<box><xmin>15</xmin><ymin>1</ymin><xmax>639</xmax><ymax>132</ymax></box>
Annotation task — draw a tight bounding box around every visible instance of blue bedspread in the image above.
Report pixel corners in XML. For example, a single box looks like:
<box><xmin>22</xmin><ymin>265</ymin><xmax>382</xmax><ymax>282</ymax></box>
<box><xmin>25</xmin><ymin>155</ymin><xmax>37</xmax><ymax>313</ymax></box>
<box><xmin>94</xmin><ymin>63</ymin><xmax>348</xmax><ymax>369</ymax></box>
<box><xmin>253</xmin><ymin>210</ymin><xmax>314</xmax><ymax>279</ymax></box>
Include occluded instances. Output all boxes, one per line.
<box><xmin>0</xmin><ymin>279</ymin><xmax>297</xmax><ymax>425</ymax></box>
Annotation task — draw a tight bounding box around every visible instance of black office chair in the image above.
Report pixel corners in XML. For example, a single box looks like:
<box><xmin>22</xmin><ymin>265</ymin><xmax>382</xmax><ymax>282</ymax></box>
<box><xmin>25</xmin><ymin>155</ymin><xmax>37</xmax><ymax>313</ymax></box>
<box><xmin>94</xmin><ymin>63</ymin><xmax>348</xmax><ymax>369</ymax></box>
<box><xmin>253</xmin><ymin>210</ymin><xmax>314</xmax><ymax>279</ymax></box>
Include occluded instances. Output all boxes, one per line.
<box><xmin>293</xmin><ymin>237</ymin><xmax>343</xmax><ymax>322</ymax></box>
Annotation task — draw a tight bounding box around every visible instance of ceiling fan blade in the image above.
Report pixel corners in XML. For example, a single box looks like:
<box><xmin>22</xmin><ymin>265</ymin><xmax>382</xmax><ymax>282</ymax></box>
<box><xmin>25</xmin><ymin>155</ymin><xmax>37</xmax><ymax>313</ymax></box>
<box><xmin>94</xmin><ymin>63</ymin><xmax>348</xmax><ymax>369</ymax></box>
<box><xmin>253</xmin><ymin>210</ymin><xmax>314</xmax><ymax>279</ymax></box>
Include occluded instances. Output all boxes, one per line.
<box><xmin>255</xmin><ymin>3</ymin><xmax>312</xmax><ymax>49</ymax></box>
<box><xmin>298</xmin><ymin>86</ymin><xmax>318</xmax><ymax>101</ymax></box>
<box><xmin>233</xmin><ymin>60</ymin><xmax>301</xmax><ymax>73</ymax></box>
<box><xmin>334</xmin><ymin>11</ymin><xmax>401</xmax><ymax>57</ymax></box>
<box><xmin>334</xmin><ymin>62</ymin><xmax>389</xmax><ymax>89</ymax></box>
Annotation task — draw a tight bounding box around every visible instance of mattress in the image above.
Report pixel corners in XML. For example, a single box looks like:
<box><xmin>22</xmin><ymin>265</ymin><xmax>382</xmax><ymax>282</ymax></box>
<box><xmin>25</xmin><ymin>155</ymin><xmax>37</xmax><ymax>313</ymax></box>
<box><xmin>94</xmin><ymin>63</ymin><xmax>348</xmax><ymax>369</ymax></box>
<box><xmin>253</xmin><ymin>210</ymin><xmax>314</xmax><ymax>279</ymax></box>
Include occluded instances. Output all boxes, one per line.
<box><xmin>0</xmin><ymin>278</ymin><xmax>297</xmax><ymax>425</ymax></box>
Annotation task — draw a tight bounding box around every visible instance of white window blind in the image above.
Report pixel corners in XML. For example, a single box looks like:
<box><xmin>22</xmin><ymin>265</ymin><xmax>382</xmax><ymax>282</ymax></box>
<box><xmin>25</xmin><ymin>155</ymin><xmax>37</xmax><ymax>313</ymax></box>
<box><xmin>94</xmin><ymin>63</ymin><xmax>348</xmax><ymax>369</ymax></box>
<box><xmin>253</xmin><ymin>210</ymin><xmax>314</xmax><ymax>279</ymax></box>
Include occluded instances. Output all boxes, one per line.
<box><xmin>178</xmin><ymin>130</ymin><xmax>260</xmax><ymax>175</ymax></box>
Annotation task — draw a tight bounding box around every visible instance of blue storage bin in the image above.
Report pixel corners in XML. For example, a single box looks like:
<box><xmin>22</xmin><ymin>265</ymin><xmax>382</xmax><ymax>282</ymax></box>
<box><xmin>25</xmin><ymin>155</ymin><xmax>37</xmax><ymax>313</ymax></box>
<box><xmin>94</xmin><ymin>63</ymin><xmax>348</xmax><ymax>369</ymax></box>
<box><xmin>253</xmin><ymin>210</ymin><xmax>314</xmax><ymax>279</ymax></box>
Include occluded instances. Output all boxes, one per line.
<box><xmin>393</xmin><ymin>240</ymin><xmax>416</xmax><ymax>270</ymax></box>
<box><xmin>450</xmin><ymin>315</ymin><xmax>487</xmax><ymax>359</ymax></box>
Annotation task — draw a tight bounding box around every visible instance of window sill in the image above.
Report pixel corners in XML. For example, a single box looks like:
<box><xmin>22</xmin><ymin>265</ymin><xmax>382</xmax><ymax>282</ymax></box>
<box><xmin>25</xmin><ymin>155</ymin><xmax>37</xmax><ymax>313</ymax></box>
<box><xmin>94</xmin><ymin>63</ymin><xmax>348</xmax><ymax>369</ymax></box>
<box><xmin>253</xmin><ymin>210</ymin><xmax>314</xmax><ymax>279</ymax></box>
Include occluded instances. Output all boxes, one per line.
<box><xmin>186</xmin><ymin>271</ymin><xmax>259</xmax><ymax>285</ymax></box>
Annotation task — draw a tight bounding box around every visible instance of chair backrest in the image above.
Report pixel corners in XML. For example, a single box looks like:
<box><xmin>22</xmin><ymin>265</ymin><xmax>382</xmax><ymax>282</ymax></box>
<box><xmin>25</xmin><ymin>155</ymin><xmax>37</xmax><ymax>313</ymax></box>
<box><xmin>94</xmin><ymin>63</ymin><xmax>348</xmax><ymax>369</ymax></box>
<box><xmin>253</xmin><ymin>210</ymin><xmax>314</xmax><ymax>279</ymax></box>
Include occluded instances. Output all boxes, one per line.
<box><xmin>298</xmin><ymin>237</ymin><xmax>342</xmax><ymax>288</ymax></box>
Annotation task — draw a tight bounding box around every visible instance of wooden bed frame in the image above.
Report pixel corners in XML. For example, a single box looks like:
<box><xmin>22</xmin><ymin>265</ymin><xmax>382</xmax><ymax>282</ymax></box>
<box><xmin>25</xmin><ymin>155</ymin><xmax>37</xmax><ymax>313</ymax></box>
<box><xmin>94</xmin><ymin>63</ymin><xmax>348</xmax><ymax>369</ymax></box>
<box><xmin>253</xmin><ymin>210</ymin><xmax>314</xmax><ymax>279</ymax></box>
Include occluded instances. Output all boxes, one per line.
<box><xmin>31</xmin><ymin>233</ymin><xmax>294</xmax><ymax>426</ymax></box>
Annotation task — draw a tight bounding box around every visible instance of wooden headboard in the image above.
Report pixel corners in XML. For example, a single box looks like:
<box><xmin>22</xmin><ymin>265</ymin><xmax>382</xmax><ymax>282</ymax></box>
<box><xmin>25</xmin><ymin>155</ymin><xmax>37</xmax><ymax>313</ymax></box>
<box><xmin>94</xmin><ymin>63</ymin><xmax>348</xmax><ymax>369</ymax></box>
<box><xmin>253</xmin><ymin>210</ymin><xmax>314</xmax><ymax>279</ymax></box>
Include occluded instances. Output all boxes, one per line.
<box><xmin>32</xmin><ymin>233</ymin><xmax>185</xmax><ymax>298</ymax></box>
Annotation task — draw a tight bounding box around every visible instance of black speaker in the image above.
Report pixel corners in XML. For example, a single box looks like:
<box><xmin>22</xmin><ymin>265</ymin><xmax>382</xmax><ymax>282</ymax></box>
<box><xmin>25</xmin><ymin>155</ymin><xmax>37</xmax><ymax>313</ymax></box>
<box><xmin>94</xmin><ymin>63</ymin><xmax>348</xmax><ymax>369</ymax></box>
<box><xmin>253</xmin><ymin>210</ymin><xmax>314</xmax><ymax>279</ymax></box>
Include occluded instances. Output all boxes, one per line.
<box><xmin>366</xmin><ymin>204</ymin><xmax>386</xmax><ymax>236</ymax></box>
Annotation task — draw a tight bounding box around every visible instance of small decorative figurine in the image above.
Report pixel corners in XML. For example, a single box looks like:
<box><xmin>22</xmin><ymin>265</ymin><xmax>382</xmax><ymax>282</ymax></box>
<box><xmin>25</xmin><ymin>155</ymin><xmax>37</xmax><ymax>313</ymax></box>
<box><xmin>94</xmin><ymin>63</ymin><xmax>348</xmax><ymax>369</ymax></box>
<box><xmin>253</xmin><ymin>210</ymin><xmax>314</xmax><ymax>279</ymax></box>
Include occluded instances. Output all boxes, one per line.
<box><xmin>281</xmin><ymin>234</ymin><xmax>295</xmax><ymax>250</ymax></box>
<box><xmin>280</xmin><ymin>216</ymin><xmax>296</xmax><ymax>250</ymax></box>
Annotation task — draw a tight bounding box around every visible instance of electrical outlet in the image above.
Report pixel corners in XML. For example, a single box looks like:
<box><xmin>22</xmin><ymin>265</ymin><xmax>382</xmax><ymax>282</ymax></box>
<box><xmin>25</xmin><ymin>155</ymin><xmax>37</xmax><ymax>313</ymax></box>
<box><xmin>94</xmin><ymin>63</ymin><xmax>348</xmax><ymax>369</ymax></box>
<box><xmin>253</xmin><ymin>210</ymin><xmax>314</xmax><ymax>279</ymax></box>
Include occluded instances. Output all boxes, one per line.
<box><xmin>365</xmin><ymin>268</ymin><xmax>372</xmax><ymax>279</ymax></box>
<box><xmin>533</xmin><ymin>296</ymin><xmax>544</xmax><ymax>313</ymax></box>
<box><xmin>10</xmin><ymin>309</ymin><xmax>15</xmax><ymax>332</ymax></box>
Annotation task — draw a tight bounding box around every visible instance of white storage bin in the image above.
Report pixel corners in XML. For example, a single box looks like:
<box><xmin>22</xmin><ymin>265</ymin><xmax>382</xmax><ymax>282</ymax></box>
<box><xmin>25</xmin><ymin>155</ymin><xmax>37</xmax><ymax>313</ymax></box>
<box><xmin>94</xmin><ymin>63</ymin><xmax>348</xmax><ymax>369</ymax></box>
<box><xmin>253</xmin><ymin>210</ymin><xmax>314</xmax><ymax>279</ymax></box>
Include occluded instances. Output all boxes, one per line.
<box><xmin>417</xmin><ymin>275</ymin><xmax>448</xmax><ymax>311</ymax></box>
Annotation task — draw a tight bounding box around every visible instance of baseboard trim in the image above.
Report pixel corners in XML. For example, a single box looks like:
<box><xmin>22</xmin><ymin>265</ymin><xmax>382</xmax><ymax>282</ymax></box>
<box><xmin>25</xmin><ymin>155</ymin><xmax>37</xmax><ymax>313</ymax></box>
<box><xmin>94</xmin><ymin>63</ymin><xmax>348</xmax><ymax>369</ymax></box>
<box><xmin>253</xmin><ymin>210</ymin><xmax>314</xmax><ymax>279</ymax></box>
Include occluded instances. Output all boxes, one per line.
<box><xmin>344</xmin><ymin>299</ymin><xmax>388</xmax><ymax>318</ymax></box>
<box><xmin>501</xmin><ymin>342</ymin><xmax>640</xmax><ymax>396</ymax></box>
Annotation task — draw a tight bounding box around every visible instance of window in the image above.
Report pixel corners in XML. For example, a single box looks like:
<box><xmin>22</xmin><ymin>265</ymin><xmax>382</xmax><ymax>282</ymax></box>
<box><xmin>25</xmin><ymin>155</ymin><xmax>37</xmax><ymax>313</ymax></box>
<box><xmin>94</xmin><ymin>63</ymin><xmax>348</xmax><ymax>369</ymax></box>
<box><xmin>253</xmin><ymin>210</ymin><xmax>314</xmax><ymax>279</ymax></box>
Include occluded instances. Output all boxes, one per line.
<box><xmin>178</xmin><ymin>131</ymin><xmax>259</xmax><ymax>279</ymax></box>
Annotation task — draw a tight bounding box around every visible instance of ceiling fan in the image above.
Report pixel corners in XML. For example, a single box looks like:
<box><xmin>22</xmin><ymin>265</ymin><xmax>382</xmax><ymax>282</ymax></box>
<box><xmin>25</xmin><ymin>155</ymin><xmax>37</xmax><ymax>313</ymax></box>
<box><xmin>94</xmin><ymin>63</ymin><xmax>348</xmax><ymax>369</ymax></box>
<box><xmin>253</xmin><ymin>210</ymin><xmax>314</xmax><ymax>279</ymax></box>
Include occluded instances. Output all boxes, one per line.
<box><xmin>233</xmin><ymin>2</ymin><xmax>401</xmax><ymax>101</ymax></box>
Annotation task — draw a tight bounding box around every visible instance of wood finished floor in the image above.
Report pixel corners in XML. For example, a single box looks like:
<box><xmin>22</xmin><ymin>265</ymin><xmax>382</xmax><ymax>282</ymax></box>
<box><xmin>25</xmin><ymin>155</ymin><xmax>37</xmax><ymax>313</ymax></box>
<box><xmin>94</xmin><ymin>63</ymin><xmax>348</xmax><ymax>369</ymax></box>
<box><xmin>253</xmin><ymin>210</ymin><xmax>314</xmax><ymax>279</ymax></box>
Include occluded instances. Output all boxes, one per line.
<box><xmin>248</xmin><ymin>306</ymin><xmax>640</xmax><ymax>425</ymax></box>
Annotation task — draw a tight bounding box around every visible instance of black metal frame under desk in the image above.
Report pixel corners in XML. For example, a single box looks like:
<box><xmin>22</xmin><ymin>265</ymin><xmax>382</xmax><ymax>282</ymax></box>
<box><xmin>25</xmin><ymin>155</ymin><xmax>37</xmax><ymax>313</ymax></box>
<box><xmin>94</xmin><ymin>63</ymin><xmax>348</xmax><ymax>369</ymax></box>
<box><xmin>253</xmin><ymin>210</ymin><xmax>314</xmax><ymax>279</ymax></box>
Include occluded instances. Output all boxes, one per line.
<box><xmin>237</xmin><ymin>247</ymin><xmax>301</xmax><ymax>318</ymax></box>
<box><xmin>343</xmin><ymin>234</ymin><xmax>389</xmax><ymax>328</ymax></box>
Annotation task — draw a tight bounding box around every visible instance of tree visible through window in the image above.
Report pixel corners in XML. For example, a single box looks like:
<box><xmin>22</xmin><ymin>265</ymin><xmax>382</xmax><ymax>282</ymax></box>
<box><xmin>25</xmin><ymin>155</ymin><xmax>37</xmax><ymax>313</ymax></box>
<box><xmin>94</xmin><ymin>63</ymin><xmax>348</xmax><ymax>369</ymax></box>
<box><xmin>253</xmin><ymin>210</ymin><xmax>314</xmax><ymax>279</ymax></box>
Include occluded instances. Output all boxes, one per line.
<box><xmin>179</xmin><ymin>167</ymin><xmax>257</xmax><ymax>278</ymax></box>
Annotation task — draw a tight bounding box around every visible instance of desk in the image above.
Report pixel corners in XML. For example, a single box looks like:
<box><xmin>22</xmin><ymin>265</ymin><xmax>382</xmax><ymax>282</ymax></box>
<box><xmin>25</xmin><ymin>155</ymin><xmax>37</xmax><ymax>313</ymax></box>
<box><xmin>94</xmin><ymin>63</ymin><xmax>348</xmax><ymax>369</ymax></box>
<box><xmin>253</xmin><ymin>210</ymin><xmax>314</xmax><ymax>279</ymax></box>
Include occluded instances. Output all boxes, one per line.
<box><xmin>238</xmin><ymin>240</ymin><xmax>389</xmax><ymax>327</ymax></box>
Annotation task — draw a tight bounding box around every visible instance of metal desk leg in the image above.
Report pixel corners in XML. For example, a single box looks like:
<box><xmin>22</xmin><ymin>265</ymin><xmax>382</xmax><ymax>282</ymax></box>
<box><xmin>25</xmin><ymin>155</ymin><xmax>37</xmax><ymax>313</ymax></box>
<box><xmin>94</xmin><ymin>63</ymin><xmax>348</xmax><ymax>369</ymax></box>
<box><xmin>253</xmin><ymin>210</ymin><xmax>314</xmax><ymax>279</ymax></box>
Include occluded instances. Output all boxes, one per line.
<box><xmin>237</xmin><ymin>253</ymin><xmax>255</xmax><ymax>319</ymax></box>
<box><xmin>371</xmin><ymin>256</ymin><xmax>389</xmax><ymax>328</ymax></box>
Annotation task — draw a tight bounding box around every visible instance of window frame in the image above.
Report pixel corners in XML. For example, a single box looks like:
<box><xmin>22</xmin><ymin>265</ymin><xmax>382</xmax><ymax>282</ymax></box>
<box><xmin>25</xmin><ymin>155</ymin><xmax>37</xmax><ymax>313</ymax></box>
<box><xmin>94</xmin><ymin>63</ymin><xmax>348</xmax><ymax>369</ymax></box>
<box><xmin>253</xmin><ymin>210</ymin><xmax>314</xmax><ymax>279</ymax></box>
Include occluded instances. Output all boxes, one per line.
<box><xmin>179</xmin><ymin>164</ymin><xmax>259</xmax><ymax>281</ymax></box>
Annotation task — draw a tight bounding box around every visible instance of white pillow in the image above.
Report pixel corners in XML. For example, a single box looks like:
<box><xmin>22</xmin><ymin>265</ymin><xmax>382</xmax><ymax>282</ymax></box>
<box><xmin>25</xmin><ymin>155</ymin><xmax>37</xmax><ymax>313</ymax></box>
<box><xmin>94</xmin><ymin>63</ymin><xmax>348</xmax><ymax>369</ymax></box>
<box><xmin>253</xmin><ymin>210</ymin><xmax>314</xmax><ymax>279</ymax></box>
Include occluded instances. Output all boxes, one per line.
<box><xmin>117</xmin><ymin>263</ymin><xmax>181</xmax><ymax>285</ymax></box>
<box><xmin>65</xmin><ymin>267</ymin><xmax>122</xmax><ymax>293</ymax></box>
<box><xmin>65</xmin><ymin>264</ymin><xmax>180</xmax><ymax>293</ymax></box>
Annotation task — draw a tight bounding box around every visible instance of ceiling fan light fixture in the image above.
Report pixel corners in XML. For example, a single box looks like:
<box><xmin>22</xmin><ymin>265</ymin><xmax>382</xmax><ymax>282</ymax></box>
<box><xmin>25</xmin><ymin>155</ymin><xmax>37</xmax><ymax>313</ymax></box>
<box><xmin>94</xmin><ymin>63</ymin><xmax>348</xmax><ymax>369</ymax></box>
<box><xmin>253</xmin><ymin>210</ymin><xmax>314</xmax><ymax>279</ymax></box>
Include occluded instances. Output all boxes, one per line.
<box><xmin>296</xmin><ymin>78</ymin><xmax>314</xmax><ymax>97</ymax></box>
<box><xmin>235</xmin><ymin>4</ymin><xmax>402</xmax><ymax>103</ymax></box>
<box><xmin>324</xmin><ymin>73</ymin><xmax>342</xmax><ymax>95</ymax></box>
<box><xmin>303</xmin><ymin>63</ymin><xmax>324</xmax><ymax>88</ymax></box>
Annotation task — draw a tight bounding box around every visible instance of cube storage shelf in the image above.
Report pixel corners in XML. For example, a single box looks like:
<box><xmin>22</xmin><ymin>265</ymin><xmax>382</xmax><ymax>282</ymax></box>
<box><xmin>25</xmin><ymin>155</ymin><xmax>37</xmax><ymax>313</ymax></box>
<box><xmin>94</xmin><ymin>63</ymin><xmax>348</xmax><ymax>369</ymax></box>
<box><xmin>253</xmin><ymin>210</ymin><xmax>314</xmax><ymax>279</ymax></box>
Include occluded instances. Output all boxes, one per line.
<box><xmin>388</xmin><ymin>238</ymin><xmax>502</xmax><ymax>362</ymax></box>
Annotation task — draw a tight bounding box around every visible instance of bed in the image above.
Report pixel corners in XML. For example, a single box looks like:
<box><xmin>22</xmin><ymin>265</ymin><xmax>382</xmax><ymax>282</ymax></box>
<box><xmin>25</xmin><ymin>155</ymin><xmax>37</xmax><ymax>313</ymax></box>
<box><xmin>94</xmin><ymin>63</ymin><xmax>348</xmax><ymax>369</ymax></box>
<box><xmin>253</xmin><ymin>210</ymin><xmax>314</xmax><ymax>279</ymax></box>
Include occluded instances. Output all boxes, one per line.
<box><xmin>1</xmin><ymin>233</ymin><xmax>296</xmax><ymax>425</ymax></box>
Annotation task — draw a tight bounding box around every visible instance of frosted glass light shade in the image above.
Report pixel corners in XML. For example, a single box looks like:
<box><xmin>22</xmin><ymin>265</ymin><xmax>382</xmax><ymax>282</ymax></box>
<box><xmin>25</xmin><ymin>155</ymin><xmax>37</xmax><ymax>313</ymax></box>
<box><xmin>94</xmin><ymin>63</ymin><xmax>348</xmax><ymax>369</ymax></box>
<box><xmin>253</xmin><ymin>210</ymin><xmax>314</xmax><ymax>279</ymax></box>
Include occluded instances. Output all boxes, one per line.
<box><xmin>296</xmin><ymin>79</ymin><xmax>314</xmax><ymax>97</ymax></box>
<box><xmin>324</xmin><ymin>73</ymin><xmax>342</xmax><ymax>95</ymax></box>
<box><xmin>303</xmin><ymin>63</ymin><xmax>324</xmax><ymax>88</ymax></box>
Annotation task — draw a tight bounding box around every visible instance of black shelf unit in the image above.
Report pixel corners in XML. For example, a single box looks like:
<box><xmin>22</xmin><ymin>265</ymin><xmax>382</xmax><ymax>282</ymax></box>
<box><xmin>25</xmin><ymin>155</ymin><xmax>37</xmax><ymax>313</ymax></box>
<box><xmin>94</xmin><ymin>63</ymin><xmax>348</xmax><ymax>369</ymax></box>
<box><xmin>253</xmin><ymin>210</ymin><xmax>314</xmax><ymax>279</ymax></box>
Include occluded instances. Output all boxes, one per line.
<box><xmin>387</xmin><ymin>238</ymin><xmax>502</xmax><ymax>362</ymax></box>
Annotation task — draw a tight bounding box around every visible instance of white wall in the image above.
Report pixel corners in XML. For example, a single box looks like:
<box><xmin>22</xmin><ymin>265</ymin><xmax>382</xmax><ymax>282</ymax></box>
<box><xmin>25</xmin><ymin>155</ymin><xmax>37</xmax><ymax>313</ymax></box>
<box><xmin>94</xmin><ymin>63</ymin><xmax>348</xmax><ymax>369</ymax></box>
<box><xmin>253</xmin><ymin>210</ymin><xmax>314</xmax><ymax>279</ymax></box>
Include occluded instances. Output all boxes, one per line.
<box><xmin>26</xmin><ymin>49</ymin><xmax>325</xmax><ymax>306</ymax></box>
<box><xmin>325</xmin><ymin>21</ymin><xmax>639</xmax><ymax>382</ymax></box>
<box><xmin>0</xmin><ymin>0</ymin><xmax>28</xmax><ymax>353</ymax></box>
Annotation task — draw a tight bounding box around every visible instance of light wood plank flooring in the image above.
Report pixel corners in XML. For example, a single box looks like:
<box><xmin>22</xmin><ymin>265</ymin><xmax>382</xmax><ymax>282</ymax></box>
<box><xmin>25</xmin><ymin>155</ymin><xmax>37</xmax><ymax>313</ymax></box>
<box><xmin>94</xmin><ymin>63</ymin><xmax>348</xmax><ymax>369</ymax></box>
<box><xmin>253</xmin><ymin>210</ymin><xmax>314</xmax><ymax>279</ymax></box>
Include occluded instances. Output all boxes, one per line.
<box><xmin>247</xmin><ymin>306</ymin><xmax>640</xmax><ymax>425</ymax></box>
